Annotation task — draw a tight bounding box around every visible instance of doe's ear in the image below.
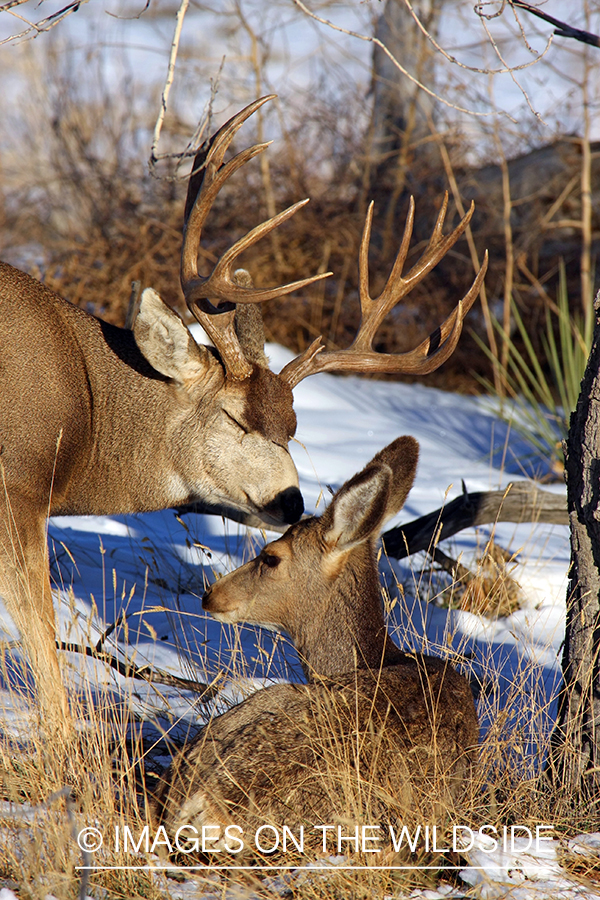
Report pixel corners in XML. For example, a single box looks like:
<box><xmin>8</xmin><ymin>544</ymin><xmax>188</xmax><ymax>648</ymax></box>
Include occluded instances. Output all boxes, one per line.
<box><xmin>133</xmin><ymin>288</ymin><xmax>211</xmax><ymax>383</ymax></box>
<box><xmin>322</xmin><ymin>464</ymin><xmax>392</xmax><ymax>552</ymax></box>
<box><xmin>368</xmin><ymin>436</ymin><xmax>419</xmax><ymax>521</ymax></box>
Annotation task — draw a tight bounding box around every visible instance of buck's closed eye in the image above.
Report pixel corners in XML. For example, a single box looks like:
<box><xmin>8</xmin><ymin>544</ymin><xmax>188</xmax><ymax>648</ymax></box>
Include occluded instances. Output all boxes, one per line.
<box><xmin>223</xmin><ymin>410</ymin><xmax>247</xmax><ymax>433</ymax></box>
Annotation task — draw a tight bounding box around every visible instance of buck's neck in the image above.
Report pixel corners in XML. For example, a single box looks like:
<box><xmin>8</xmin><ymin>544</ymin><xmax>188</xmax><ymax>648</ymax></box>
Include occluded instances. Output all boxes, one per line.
<box><xmin>51</xmin><ymin>317</ymin><xmax>221</xmax><ymax>515</ymax></box>
<box><xmin>291</xmin><ymin>544</ymin><xmax>404</xmax><ymax>681</ymax></box>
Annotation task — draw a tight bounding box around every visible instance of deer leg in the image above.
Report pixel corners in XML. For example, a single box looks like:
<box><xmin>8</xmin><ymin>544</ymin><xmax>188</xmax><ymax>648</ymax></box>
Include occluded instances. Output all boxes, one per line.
<box><xmin>0</xmin><ymin>495</ymin><xmax>73</xmax><ymax>739</ymax></box>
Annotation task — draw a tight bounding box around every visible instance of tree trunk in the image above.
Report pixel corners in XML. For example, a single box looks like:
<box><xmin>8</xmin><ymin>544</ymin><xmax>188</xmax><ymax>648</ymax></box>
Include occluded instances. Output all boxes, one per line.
<box><xmin>365</xmin><ymin>0</ymin><xmax>443</xmax><ymax>246</ymax></box>
<box><xmin>550</xmin><ymin>292</ymin><xmax>600</xmax><ymax>810</ymax></box>
<box><xmin>370</xmin><ymin>0</ymin><xmax>441</xmax><ymax>162</ymax></box>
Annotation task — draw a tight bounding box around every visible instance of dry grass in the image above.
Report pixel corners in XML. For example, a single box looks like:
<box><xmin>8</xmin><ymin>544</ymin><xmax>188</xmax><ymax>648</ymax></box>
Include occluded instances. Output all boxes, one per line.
<box><xmin>0</xmin><ymin>528</ymin><xmax>587</xmax><ymax>899</ymax></box>
<box><xmin>0</xmin><ymin>676</ymin><xmax>164</xmax><ymax>899</ymax></box>
<box><xmin>429</xmin><ymin>539</ymin><xmax>524</xmax><ymax>619</ymax></box>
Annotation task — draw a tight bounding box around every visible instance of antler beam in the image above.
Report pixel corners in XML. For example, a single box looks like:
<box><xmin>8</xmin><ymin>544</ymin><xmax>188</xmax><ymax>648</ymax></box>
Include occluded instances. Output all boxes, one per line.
<box><xmin>181</xmin><ymin>95</ymin><xmax>331</xmax><ymax>380</ymax></box>
<box><xmin>280</xmin><ymin>193</ymin><xmax>488</xmax><ymax>388</ymax></box>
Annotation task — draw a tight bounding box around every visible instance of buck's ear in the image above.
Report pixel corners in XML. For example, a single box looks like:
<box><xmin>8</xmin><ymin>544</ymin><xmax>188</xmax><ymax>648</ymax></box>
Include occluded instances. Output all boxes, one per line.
<box><xmin>368</xmin><ymin>436</ymin><xmax>419</xmax><ymax>521</ymax></box>
<box><xmin>133</xmin><ymin>288</ymin><xmax>210</xmax><ymax>383</ymax></box>
<box><xmin>322</xmin><ymin>464</ymin><xmax>391</xmax><ymax>552</ymax></box>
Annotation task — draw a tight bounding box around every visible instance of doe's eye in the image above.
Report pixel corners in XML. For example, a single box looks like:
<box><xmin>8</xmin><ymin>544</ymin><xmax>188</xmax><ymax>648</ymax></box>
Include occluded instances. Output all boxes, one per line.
<box><xmin>262</xmin><ymin>553</ymin><xmax>280</xmax><ymax>569</ymax></box>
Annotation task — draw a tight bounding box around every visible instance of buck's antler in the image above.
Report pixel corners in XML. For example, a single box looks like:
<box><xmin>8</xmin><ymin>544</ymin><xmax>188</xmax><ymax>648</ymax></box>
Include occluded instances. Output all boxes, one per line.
<box><xmin>280</xmin><ymin>194</ymin><xmax>488</xmax><ymax>388</ymax></box>
<box><xmin>181</xmin><ymin>95</ymin><xmax>331</xmax><ymax>380</ymax></box>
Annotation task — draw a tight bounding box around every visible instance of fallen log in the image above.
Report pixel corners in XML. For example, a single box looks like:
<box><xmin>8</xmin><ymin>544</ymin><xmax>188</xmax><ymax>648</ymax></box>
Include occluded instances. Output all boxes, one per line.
<box><xmin>382</xmin><ymin>481</ymin><xmax>568</xmax><ymax>560</ymax></box>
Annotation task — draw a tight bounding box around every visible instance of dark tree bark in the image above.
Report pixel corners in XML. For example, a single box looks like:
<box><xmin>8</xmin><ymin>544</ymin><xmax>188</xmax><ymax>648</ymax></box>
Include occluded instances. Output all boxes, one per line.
<box><xmin>550</xmin><ymin>294</ymin><xmax>600</xmax><ymax>810</ymax></box>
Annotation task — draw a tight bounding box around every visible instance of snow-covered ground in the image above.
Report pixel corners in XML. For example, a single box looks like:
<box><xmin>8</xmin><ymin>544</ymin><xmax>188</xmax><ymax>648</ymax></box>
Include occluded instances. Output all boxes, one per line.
<box><xmin>1</xmin><ymin>337</ymin><xmax>598</xmax><ymax>899</ymax></box>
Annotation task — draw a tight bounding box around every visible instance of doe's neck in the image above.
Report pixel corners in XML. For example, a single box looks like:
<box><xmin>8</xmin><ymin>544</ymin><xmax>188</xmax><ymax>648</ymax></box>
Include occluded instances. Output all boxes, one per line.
<box><xmin>289</xmin><ymin>549</ymin><xmax>405</xmax><ymax>681</ymax></box>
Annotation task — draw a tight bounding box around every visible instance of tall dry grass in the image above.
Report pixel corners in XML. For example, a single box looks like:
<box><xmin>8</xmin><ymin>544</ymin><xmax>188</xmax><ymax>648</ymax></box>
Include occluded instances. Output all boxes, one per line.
<box><xmin>0</xmin><ymin>670</ymin><xmax>163</xmax><ymax>899</ymax></box>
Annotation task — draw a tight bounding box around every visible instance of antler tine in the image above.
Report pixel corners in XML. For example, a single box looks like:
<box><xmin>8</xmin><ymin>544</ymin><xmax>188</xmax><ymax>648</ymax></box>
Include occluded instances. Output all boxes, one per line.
<box><xmin>359</xmin><ymin>193</ymin><xmax>473</xmax><ymax>350</ymax></box>
<box><xmin>279</xmin><ymin>337</ymin><xmax>326</xmax><ymax>389</ymax></box>
<box><xmin>358</xmin><ymin>202</ymin><xmax>374</xmax><ymax>316</ymax></box>
<box><xmin>182</xmin><ymin>94</ymin><xmax>276</xmax><ymax>293</ymax></box>
<box><xmin>185</xmin><ymin>199</ymin><xmax>332</xmax><ymax>307</ymax></box>
<box><xmin>181</xmin><ymin>143</ymin><xmax>270</xmax><ymax>290</ymax></box>
<box><xmin>388</xmin><ymin>195</ymin><xmax>416</xmax><ymax>288</ymax></box>
<box><xmin>280</xmin><ymin>196</ymin><xmax>487</xmax><ymax>387</ymax></box>
<box><xmin>180</xmin><ymin>95</ymin><xmax>332</xmax><ymax>381</ymax></box>
<box><xmin>352</xmin><ymin>192</ymin><xmax>477</xmax><ymax>354</ymax></box>
<box><xmin>402</xmin><ymin>194</ymin><xmax>474</xmax><ymax>296</ymax></box>
<box><xmin>183</xmin><ymin>94</ymin><xmax>275</xmax><ymax>231</ymax></box>
<box><xmin>429</xmin><ymin>190</ymin><xmax>449</xmax><ymax>247</ymax></box>
<box><xmin>356</xmin><ymin>197</ymin><xmax>416</xmax><ymax>350</ymax></box>
<box><xmin>384</xmin><ymin>250</ymin><xmax>488</xmax><ymax>375</ymax></box>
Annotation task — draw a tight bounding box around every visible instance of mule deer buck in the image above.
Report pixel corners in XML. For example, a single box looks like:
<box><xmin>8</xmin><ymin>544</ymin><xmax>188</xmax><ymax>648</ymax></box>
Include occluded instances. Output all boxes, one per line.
<box><xmin>153</xmin><ymin>437</ymin><xmax>479</xmax><ymax>846</ymax></box>
<box><xmin>0</xmin><ymin>95</ymin><xmax>486</xmax><ymax>736</ymax></box>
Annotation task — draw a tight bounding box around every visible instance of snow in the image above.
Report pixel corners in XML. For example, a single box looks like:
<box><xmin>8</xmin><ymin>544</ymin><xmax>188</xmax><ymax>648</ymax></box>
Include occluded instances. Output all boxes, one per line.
<box><xmin>1</xmin><ymin>340</ymin><xmax>598</xmax><ymax>898</ymax></box>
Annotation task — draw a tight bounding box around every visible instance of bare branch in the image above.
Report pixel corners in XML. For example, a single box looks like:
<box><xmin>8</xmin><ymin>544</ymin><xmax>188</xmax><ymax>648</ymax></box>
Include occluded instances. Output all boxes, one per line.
<box><xmin>291</xmin><ymin>0</ymin><xmax>505</xmax><ymax>121</ymax></box>
<box><xmin>58</xmin><ymin>638</ymin><xmax>220</xmax><ymax>699</ymax></box>
<box><xmin>149</xmin><ymin>0</ymin><xmax>190</xmax><ymax>171</ymax></box>
<box><xmin>106</xmin><ymin>0</ymin><xmax>151</xmax><ymax>20</ymax></box>
<box><xmin>405</xmin><ymin>0</ymin><xmax>553</xmax><ymax>76</ymax></box>
<box><xmin>0</xmin><ymin>0</ymin><xmax>90</xmax><ymax>45</ymax></box>
<box><xmin>475</xmin><ymin>4</ymin><xmax>547</xmax><ymax>122</ymax></box>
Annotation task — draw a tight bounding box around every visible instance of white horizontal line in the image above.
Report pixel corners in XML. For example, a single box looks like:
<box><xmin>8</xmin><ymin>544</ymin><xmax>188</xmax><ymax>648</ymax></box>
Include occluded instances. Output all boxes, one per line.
<box><xmin>75</xmin><ymin>864</ymin><xmax>540</xmax><ymax>872</ymax></box>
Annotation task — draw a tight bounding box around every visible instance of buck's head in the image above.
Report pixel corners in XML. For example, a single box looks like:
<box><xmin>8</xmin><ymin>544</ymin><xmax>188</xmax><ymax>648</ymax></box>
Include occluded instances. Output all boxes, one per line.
<box><xmin>132</xmin><ymin>96</ymin><xmax>485</xmax><ymax>528</ymax></box>
<box><xmin>133</xmin><ymin>288</ymin><xmax>304</xmax><ymax>526</ymax></box>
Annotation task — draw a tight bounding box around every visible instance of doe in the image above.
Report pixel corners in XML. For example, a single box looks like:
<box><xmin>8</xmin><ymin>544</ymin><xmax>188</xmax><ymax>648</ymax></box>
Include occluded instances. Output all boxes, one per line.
<box><xmin>153</xmin><ymin>437</ymin><xmax>479</xmax><ymax>845</ymax></box>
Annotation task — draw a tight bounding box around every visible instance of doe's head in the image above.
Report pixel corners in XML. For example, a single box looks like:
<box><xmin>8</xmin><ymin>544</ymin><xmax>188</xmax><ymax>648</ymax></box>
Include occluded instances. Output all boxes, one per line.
<box><xmin>203</xmin><ymin>436</ymin><xmax>419</xmax><ymax>635</ymax></box>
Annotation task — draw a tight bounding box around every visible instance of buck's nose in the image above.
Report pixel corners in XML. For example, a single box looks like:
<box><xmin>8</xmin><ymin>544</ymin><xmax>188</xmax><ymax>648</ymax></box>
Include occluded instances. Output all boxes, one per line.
<box><xmin>202</xmin><ymin>586</ymin><xmax>213</xmax><ymax>609</ymax></box>
<box><xmin>260</xmin><ymin>485</ymin><xmax>304</xmax><ymax>525</ymax></box>
<box><xmin>279</xmin><ymin>486</ymin><xmax>304</xmax><ymax>524</ymax></box>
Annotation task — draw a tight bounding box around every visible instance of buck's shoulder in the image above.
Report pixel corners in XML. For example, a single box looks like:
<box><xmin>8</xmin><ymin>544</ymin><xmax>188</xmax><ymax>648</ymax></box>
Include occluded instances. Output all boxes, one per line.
<box><xmin>0</xmin><ymin>261</ymin><xmax>95</xmax><ymax>326</ymax></box>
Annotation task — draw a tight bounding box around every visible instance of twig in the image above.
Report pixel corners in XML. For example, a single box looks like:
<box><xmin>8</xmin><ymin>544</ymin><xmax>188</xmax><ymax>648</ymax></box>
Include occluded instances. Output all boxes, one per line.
<box><xmin>431</xmin><ymin>545</ymin><xmax>472</xmax><ymax>582</ymax></box>
<box><xmin>57</xmin><ymin>639</ymin><xmax>219</xmax><ymax>699</ymax></box>
<box><xmin>149</xmin><ymin>0</ymin><xmax>190</xmax><ymax>170</ymax></box>
<box><xmin>476</xmin><ymin>5</ymin><xmax>545</xmax><ymax>123</ymax></box>
<box><xmin>407</xmin><ymin>0</ymin><xmax>552</xmax><ymax>75</ymax></box>
<box><xmin>510</xmin><ymin>2</ymin><xmax>600</xmax><ymax>48</ymax></box>
<box><xmin>434</xmin><ymin>132</ymin><xmax>501</xmax><ymax>394</ymax></box>
<box><xmin>291</xmin><ymin>0</ymin><xmax>507</xmax><ymax>121</ymax></box>
<box><xmin>0</xmin><ymin>0</ymin><xmax>90</xmax><ymax>45</ymax></box>
<box><xmin>106</xmin><ymin>0</ymin><xmax>151</xmax><ymax>20</ymax></box>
